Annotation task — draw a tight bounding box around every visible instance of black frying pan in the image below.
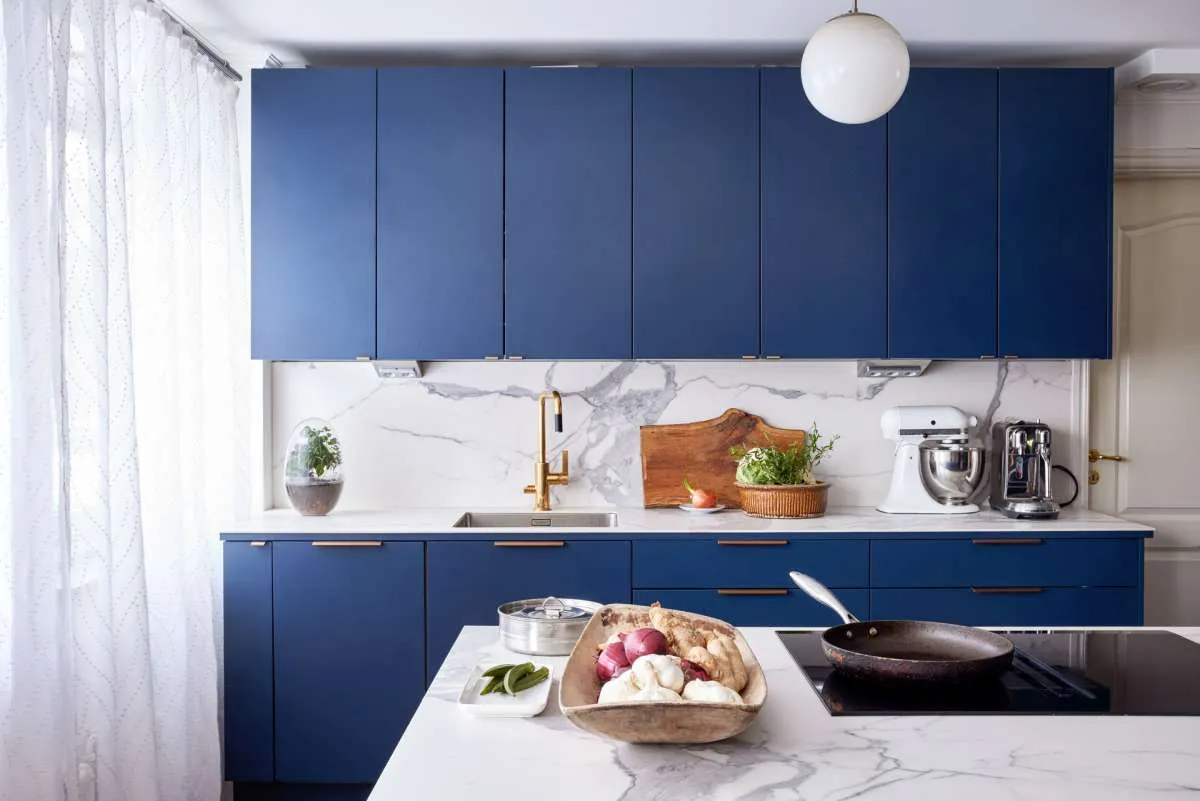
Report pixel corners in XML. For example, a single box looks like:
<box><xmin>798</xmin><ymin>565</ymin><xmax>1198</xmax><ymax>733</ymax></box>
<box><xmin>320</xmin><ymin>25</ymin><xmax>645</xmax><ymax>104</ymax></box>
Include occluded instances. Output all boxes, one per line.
<box><xmin>789</xmin><ymin>571</ymin><xmax>1015</xmax><ymax>684</ymax></box>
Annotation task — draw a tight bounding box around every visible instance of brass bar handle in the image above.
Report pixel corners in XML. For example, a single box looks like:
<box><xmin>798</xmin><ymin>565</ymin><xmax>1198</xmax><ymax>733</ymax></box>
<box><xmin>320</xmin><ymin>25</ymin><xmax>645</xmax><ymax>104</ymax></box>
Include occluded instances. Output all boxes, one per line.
<box><xmin>971</xmin><ymin>538</ymin><xmax>1044</xmax><ymax>546</ymax></box>
<box><xmin>717</xmin><ymin>588</ymin><xmax>789</xmax><ymax>596</ymax></box>
<box><xmin>971</xmin><ymin>586</ymin><xmax>1044</xmax><ymax>595</ymax></box>
<box><xmin>1088</xmin><ymin>449</ymin><xmax>1125</xmax><ymax>463</ymax></box>
<box><xmin>717</xmin><ymin>539</ymin><xmax>789</xmax><ymax>547</ymax></box>
<box><xmin>312</xmin><ymin>540</ymin><xmax>383</xmax><ymax>547</ymax></box>
<box><xmin>494</xmin><ymin>540</ymin><xmax>566</xmax><ymax>548</ymax></box>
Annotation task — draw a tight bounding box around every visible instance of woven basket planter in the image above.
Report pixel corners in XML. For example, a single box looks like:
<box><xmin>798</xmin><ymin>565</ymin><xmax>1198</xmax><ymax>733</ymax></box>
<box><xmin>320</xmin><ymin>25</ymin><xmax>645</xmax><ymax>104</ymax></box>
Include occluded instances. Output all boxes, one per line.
<box><xmin>736</xmin><ymin>481</ymin><xmax>829</xmax><ymax>519</ymax></box>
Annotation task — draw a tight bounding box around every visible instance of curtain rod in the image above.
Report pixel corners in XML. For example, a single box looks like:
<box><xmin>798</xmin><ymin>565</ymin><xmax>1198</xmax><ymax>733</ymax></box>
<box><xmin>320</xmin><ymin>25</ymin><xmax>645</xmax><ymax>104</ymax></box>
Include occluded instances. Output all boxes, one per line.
<box><xmin>148</xmin><ymin>0</ymin><xmax>244</xmax><ymax>82</ymax></box>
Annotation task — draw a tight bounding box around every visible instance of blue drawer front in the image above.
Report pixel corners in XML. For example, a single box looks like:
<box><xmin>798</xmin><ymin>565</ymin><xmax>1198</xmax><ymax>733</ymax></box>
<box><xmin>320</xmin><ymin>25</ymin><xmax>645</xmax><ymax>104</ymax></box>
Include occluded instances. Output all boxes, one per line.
<box><xmin>426</xmin><ymin>541</ymin><xmax>631</xmax><ymax>680</ymax></box>
<box><xmin>871</xmin><ymin>588</ymin><xmax>1142</xmax><ymax>627</ymax></box>
<box><xmin>634</xmin><ymin>588</ymin><xmax>868</xmax><ymax>628</ymax></box>
<box><xmin>223</xmin><ymin>542</ymin><xmax>274</xmax><ymax>782</ymax></box>
<box><xmin>632</xmin><ymin>539</ymin><xmax>868</xmax><ymax>589</ymax></box>
<box><xmin>871</xmin><ymin>538</ymin><xmax>1141</xmax><ymax>588</ymax></box>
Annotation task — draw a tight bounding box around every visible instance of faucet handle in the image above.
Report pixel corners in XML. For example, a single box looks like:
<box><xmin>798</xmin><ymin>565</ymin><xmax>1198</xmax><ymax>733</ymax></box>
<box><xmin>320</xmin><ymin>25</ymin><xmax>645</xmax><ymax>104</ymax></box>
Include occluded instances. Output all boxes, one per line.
<box><xmin>559</xmin><ymin>449</ymin><xmax>569</xmax><ymax>476</ymax></box>
<box><xmin>548</xmin><ymin>449</ymin><xmax>569</xmax><ymax>482</ymax></box>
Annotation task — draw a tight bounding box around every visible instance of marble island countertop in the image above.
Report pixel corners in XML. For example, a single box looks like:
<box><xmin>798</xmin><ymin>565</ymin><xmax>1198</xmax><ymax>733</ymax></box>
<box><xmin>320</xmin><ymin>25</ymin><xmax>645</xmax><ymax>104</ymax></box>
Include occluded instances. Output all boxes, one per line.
<box><xmin>370</xmin><ymin>626</ymin><xmax>1200</xmax><ymax>801</ymax></box>
<box><xmin>221</xmin><ymin>505</ymin><xmax>1152</xmax><ymax>537</ymax></box>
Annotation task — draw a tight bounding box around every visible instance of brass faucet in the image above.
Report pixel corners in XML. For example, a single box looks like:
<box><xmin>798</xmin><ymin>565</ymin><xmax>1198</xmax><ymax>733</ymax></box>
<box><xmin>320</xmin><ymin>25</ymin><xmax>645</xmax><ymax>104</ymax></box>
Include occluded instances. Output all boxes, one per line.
<box><xmin>523</xmin><ymin>391</ymin><xmax>569</xmax><ymax>511</ymax></box>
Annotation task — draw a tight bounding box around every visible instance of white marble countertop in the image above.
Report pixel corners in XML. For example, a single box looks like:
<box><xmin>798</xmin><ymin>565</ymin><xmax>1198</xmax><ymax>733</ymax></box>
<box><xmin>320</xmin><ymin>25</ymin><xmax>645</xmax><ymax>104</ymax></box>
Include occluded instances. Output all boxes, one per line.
<box><xmin>371</xmin><ymin>625</ymin><xmax>1200</xmax><ymax>801</ymax></box>
<box><xmin>222</xmin><ymin>505</ymin><xmax>1152</xmax><ymax>535</ymax></box>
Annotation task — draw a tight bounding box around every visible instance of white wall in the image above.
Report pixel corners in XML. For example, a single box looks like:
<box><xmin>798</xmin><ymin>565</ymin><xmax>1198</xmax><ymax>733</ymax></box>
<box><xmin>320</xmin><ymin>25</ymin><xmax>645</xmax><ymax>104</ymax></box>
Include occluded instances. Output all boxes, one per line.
<box><xmin>271</xmin><ymin>359</ymin><xmax>1081</xmax><ymax>510</ymax></box>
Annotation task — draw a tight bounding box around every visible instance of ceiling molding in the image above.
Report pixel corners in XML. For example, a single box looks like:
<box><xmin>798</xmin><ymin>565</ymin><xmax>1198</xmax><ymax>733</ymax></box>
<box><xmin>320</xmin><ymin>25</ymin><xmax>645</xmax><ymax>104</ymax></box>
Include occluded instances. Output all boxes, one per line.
<box><xmin>1116</xmin><ymin>147</ymin><xmax>1200</xmax><ymax>178</ymax></box>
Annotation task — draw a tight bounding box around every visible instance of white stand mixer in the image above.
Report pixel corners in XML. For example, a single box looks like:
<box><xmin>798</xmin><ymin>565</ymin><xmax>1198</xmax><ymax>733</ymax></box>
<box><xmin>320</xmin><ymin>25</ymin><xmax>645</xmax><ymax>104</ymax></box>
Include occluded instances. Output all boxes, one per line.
<box><xmin>878</xmin><ymin>405</ymin><xmax>982</xmax><ymax>515</ymax></box>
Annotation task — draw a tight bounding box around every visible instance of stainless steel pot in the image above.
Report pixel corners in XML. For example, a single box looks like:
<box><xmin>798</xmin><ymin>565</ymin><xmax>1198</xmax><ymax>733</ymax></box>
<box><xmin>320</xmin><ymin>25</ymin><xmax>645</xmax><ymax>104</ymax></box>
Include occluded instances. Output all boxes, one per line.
<box><xmin>497</xmin><ymin>596</ymin><xmax>600</xmax><ymax>655</ymax></box>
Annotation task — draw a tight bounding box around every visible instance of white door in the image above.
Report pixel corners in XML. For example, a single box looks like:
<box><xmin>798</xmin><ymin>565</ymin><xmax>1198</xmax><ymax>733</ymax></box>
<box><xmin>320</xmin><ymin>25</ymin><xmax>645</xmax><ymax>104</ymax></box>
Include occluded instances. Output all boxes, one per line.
<box><xmin>1090</xmin><ymin>177</ymin><xmax>1200</xmax><ymax>625</ymax></box>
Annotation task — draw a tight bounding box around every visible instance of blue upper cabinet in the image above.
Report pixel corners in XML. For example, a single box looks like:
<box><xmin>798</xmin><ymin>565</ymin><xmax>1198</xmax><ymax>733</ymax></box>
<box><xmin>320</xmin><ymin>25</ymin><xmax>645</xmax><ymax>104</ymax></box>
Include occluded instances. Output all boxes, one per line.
<box><xmin>251</xmin><ymin>69</ymin><xmax>377</xmax><ymax>360</ymax></box>
<box><xmin>889</xmin><ymin>69</ymin><xmax>999</xmax><ymax>358</ymax></box>
<box><xmin>998</xmin><ymin>69</ymin><xmax>1114</xmax><ymax>358</ymax></box>
<box><xmin>505</xmin><ymin>69</ymin><xmax>633</xmax><ymax>359</ymax></box>
<box><xmin>760</xmin><ymin>68</ymin><xmax>886</xmax><ymax>358</ymax></box>
<box><xmin>633</xmin><ymin>68</ymin><xmax>760</xmax><ymax>359</ymax></box>
<box><xmin>377</xmin><ymin>69</ymin><xmax>504</xmax><ymax>359</ymax></box>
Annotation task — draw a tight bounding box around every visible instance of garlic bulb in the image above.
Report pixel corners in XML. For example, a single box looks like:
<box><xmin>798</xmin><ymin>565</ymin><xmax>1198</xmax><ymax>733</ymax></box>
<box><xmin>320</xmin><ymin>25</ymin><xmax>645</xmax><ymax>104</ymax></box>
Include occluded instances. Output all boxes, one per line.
<box><xmin>631</xmin><ymin>654</ymin><xmax>686</xmax><ymax>694</ymax></box>
<box><xmin>598</xmin><ymin>669</ymin><xmax>639</xmax><ymax>704</ymax></box>
<box><xmin>682</xmin><ymin>679</ymin><xmax>744</xmax><ymax>704</ymax></box>
<box><xmin>632</xmin><ymin>683</ymin><xmax>683</xmax><ymax>702</ymax></box>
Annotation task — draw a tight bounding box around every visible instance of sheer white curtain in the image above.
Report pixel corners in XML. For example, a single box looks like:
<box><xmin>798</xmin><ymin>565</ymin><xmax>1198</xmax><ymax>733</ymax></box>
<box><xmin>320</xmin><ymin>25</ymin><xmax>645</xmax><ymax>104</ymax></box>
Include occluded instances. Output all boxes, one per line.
<box><xmin>0</xmin><ymin>0</ymin><xmax>249</xmax><ymax>799</ymax></box>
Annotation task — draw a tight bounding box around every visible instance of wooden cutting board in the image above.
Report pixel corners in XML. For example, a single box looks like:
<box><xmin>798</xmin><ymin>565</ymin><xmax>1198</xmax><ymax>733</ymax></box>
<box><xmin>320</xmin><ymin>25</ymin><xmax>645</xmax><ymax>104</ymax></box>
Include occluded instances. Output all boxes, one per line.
<box><xmin>640</xmin><ymin>409</ymin><xmax>808</xmax><ymax>508</ymax></box>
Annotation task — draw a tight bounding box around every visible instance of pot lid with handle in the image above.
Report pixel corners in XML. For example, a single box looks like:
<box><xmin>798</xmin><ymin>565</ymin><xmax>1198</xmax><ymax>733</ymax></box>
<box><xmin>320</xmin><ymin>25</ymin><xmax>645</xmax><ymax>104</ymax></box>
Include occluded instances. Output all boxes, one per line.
<box><xmin>499</xmin><ymin>596</ymin><xmax>594</xmax><ymax>621</ymax></box>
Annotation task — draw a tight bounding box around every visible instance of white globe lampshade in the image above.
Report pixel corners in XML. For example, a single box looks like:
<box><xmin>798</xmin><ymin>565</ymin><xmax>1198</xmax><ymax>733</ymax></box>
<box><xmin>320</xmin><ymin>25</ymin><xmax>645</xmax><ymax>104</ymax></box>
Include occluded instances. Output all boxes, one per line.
<box><xmin>801</xmin><ymin>12</ymin><xmax>910</xmax><ymax>124</ymax></box>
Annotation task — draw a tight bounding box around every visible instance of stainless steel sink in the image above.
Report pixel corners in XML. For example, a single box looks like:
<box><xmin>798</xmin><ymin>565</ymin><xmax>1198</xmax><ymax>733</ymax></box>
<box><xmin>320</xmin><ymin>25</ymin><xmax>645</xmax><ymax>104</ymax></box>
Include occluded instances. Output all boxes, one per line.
<box><xmin>451</xmin><ymin>512</ymin><xmax>619</xmax><ymax>528</ymax></box>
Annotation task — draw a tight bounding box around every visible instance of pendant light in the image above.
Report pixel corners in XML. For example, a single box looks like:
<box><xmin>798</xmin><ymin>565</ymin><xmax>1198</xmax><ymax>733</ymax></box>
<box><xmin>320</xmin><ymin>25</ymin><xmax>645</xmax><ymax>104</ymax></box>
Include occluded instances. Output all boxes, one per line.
<box><xmin>801</xmin><ymin>0</ymin><xmax>910</xmax><ymax>125</ymax></box>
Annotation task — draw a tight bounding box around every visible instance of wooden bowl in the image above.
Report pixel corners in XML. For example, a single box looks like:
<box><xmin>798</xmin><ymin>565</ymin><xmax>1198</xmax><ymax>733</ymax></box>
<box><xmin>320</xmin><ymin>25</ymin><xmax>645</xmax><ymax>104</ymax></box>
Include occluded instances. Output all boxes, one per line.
<box><xmin>559</xmin><ymin>604</ymin><xmax>767</xmax><ymax>744</ymax></box>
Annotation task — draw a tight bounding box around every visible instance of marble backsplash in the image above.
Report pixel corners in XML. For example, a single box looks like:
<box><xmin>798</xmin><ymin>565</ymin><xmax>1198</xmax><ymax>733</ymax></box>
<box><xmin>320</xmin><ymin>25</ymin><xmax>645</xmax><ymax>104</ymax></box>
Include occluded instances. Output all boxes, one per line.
<box><xmin>271</xmin><ymin>360</ymin><xmax>1080</xmax><ymax>511</ymax></box>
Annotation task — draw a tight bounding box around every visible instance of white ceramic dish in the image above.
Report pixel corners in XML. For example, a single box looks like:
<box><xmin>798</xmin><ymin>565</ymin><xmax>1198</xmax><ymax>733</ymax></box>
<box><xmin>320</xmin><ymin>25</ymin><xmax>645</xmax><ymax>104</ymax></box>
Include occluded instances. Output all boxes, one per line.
<box><xmin>679</xmin><ymin>504</ymin><xmax>727</xmax><ymax>514</ymax></box>
<box><xmin>457</xmin><ymin>663</ymin><xmax>554</xmax><ymax>718</ymax></box>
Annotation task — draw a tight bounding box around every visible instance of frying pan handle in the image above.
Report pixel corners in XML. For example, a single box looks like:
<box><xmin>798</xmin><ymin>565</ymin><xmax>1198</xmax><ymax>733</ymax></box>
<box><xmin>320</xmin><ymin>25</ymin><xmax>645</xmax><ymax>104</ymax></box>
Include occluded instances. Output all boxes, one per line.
<box><xmin>789</xmin><ymin>571</ymin><xmax>860</xmax><ymax>624</ymax></box>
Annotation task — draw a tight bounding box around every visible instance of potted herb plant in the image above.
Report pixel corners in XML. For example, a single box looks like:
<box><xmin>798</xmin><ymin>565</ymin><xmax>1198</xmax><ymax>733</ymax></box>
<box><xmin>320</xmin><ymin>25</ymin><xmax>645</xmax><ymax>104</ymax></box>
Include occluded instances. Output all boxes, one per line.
<box><xmin>729</xmin><ymin>423</ymin><xmax>839</xmax><ymax>518</ymax></box>
<box><xmin>284</xmin><ymin>419</ymin><xmax>345</xmax><ymax>516</ymax></box>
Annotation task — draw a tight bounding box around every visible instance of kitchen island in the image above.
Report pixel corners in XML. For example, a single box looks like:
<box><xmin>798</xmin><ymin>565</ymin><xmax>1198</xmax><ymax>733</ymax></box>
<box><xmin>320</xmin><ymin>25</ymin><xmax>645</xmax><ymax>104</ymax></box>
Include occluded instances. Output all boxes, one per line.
<box><xmin>370</xmin><ymin>625</ymin><xmax>1200</xmax><ymax>801</ymax></box>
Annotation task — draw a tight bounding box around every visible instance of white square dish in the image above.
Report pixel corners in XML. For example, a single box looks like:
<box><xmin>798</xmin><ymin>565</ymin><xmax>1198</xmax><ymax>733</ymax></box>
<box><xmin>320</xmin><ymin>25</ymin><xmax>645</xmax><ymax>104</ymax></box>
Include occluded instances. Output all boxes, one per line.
<box><xmin>457</xmin><ymin>663</ymin><xmax>555</xmax><ymax>718</ymax></box>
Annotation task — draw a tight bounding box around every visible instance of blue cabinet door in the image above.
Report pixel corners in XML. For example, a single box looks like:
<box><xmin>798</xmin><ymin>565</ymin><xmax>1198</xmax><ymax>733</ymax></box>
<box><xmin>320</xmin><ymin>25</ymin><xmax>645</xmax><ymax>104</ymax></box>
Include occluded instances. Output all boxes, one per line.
<box><xmin>505</xmin><ymin>68</ymin><xmax>632</xmax><ymax>359</ymax></box>
<box><xmin>223</xmin><ymin>542</ymin><xmax>274</xmax><ymax>782</ymax></box>
<box><xmin>634</xmin><ymin>588</ymin><xmax>869</xmax><ymax>628</ymax></box>
<box><xmin>889</xmin><ymin>69</ymin><xmax>998</xmax><ymax>358</ymax></box>
<box><xmin>633</xmin><ymin>68</ymin><xmax>760</xmax><ymax>358</ymax></box>
<box><xmin>273</xmin><ymin>541</ymin><xmax>425</xmax><ymax>784</ymax></box>
<box><xmin>426</xmin><ymin>541</ymin><xmax>631</xmax><ymax>680</ymax></box>
<box><xmin>251</xmin><ymin>69</ymin><xmax>376</xmax><ymax>360</ymax></box>
<box><xmin>998</xmin><ymin>69</ymin><xmax>1113</xmax><ymax>358</ymax></box>
<box><xmin>377</xmin><ymin>68</ymin><xmax>503</xmax><ymax>359</ymax></box>
<box><xmin>632</xmin><ymin>539</ymin><xmax>869</xmax><ymax>589</ymax></box>
<box><xmin>760</xmin><ymin>68</ymin><xmax>886</xmax><ymax>358</ymax></box>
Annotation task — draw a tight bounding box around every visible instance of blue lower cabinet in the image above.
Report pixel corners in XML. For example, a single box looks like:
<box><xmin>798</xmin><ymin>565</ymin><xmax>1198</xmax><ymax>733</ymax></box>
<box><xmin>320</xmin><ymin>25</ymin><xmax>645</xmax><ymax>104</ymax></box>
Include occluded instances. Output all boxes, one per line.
<box><xmin>634</xmin><ymin>588</ymin><xmax>869</xmax><ymax>628</ymax></box>
<box><xmin>223</xmin><ymin>542</ymin><xmax>275</xmax><ymax>783</ymax></box>
<box><xmin>633</xmin><ymin>539</ymin><xmax>868</xmax><ymax>589</ymax></box>
<box><xmin>870</xmin><ymin>587</ymin><xmax>1143</xmax><ymax>627</ymax></box>
<box><xmin>272</xmin><ymin>541</ymin><xmax>425</xmax><ymax>784</ymax></box>
<box><xmin>425</xmin><ymin>540</ymin><xmax>631</xmax><ymax>680</ymax></box>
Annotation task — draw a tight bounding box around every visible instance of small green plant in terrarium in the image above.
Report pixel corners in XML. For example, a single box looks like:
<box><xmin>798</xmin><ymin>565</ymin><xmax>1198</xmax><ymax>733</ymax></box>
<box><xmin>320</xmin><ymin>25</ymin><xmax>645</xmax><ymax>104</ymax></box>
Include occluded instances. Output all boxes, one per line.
<box><xmin>287</xmin><ymin>424</ymin><xmax>342</xmax><ymax>479</ymax></box>
<box><xmin>285</xmin><ymin>419</ymin><xmax>345</xmax><ymax>516</ymax></box>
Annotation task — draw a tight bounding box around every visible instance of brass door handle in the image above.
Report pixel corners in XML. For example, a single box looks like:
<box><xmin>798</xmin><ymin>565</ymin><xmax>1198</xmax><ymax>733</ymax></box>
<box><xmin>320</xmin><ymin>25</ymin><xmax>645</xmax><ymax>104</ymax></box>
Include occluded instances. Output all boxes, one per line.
<box><xmin>493</xmin><ymin>540</ymin><xmax>566</xmax><ymax>548</ymax></box>
<box><xmin>716</xmin><ymin>539</ymin><xmax>789</xmax><ymax>547</ymax></box>
<box><xmin>972</xmin><ymin>538</ymin><xmax>1044</xmax><ymax>546</ymax></box>
<box><xmin>1088</xmin><ymin>449</ymin><xmax>1125</xmax><ymax>463</ymax></box>
<box><xmin>971</xmin><ymin>587</ymin><xmax>1044</xmax><ymax>595</ymax></box>
<box><xmin>717</xmin><ymin>588</ymin><xmax>789</xmax><ymax>596</ymax></box>
<box><xmin>311</xmin><ymin>541</ymin><xmax>383</xmax><ymax>547</ymax></box>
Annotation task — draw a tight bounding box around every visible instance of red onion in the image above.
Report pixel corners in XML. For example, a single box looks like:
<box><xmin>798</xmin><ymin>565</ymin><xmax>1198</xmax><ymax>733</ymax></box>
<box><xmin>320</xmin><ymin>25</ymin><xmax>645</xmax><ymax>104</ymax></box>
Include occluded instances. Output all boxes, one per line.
<box><xmin>622</xmin><ymin>627</ymin><xmax>670</xmax><ymax>663</ymax></box>
<box><xmin>680</xmin><ymin>659</ymin><xmax>710</xmax><ymax>683</ymax></box>
<box><xmin>596</xmin><ymin>641</ymin><xmax>631</xmax><ymax>681</ymax></box>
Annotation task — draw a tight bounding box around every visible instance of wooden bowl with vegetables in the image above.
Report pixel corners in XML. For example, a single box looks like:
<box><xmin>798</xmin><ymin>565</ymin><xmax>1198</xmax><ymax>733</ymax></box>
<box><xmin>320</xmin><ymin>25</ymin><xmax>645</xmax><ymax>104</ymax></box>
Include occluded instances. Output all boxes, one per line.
<box><xmin>559</xmin><ymin>604</ymin><xmax>766</xmax><ymax>744</ymax></box>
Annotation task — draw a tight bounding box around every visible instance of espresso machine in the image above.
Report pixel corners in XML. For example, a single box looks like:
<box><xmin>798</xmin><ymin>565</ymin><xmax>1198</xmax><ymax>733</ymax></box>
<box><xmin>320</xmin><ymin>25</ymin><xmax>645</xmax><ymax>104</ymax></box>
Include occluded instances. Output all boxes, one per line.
<box><xmin>990</xmin><ymin>420</ymin><xmax>1061</xmax><ymax>519</ymax></box>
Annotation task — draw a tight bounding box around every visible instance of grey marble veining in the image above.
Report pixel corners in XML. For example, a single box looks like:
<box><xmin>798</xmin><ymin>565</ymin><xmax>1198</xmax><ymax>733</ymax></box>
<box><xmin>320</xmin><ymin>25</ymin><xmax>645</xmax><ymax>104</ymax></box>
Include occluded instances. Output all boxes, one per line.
<box><xmin>369</xmin><ymin>626</ymin><xmax>1200</xmax><ymax>801</ymax></box>
<box><xmin>272</xmin><ymin>360</ymin><xmax>1078</xmax><ymax>510</ymax></box>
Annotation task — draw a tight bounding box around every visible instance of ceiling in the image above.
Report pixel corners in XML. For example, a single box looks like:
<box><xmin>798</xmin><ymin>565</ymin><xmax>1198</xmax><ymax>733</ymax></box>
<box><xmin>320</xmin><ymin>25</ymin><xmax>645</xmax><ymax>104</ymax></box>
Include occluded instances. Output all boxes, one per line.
<box><xmin>170</xmin><ymin>0</ymin><xmax>1200</xmax><ymax>69</ymax></box>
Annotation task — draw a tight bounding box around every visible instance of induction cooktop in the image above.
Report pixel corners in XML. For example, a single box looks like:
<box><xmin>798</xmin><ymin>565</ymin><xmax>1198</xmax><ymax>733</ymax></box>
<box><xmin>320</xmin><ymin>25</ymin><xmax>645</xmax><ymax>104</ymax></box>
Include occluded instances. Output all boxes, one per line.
<box><xmin>778</xmin><ymin>629</ymin><xmax>1200</xmax><ymax>716</ymax></box>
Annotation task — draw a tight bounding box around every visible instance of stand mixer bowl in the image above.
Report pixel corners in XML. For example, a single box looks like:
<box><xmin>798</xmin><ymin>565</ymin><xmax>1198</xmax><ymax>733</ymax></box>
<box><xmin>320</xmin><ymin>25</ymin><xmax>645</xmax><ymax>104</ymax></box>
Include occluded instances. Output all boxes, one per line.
<box><xmin>919</xmin><ymin>440</ymin><xmax>986</xmax><ymax>505</ymax></box>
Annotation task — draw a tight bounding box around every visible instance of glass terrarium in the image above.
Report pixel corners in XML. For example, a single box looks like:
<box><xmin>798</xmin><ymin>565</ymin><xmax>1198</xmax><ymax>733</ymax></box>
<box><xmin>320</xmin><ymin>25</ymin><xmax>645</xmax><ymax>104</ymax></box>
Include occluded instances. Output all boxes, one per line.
<box><xmin>284</xmin><ymin>418</ymin><xmax>345</xmax><ymax>516</ymax></box>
